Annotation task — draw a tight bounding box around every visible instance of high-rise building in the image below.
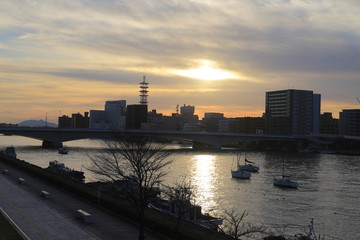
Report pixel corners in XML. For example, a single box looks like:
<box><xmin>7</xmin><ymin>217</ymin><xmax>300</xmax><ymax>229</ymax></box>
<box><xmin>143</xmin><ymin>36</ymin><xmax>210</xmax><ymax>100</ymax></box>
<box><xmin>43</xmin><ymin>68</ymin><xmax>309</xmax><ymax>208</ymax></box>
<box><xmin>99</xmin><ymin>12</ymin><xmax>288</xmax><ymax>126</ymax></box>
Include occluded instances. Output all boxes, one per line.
<box><xmin>339</xmin><ymin>109</ymin><xmax>360</xmax><ymax>136</ymax></box>
<box><xmin>265</xmin><ymin>89</ymin><xmax>321</xmax><ymax>135</ymax></box>
<box><xmin>126</xmin><ymin>104</ymin><xmax>148</xmax><ymax>129</ymax></box>
<box><xmin>105</xmin><ymin>100</ymin><xmax>126</xmax><ymax>129</ymax></box>
<box><xmin>89</xmin><ymin>110</ymin><xmax>106</xmax><ymax>129</ymax></box>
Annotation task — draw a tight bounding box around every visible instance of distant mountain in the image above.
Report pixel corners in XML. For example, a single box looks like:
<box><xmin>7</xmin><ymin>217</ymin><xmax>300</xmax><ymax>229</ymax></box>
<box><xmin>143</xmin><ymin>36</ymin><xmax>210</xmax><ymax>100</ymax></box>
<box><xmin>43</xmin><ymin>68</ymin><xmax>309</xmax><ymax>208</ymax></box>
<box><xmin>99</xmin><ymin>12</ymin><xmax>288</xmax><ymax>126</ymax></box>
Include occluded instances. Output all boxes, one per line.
<box><xmin>18</xmin><ymin>120</ymin><xmax>57</xmax><ymax>128</ymax></box>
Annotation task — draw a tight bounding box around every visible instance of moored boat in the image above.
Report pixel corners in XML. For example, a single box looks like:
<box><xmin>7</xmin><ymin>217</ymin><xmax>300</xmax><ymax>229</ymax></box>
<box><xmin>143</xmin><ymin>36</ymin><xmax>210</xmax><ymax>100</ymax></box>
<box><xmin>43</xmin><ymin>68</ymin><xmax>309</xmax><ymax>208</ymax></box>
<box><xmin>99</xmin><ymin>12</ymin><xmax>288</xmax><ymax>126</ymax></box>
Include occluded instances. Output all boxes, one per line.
<box><xmin>273</xmin><ymin>176</ymin><xmax>299</xmax><ymax>188</ymax></box>
<box><xmin>231</xmin><ymin>153</ymin><xmax>252</xmax><ymax>179</ymax></box>
<box><xmin>273</xmin><ymin>159</ymin><xmax>298</xmax><ymax>188</ymax></box>
<box><xmin>58</xmin><ymin>147</ymin><xmax>69</xmax><ymax>154</ymax></box>
<box><xmin>46</xmin><ymin>160</ymin><xmax>84</xmax><ymax>182</ymax></box>
<box><xmin>231</xmin><ymin>169</ymin><xmax>251</xmax><ymax>179</ymax></box>
<box><xmin>238</xmin><ymin>156</ymin><xmax>260</xmax><ymax>172</ymax></box>
<box><xmin>0</xmin><ymin>146</ymin><xmax>17</xmax><ymax>158</ymax></box>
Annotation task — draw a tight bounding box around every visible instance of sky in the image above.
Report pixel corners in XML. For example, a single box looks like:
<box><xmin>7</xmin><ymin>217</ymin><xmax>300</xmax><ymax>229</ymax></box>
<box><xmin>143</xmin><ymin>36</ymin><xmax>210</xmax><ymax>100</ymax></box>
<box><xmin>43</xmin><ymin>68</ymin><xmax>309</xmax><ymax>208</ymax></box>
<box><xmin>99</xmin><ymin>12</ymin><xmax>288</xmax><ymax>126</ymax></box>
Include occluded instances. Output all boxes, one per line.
<box><xmin>1</xmin><ymin>0</ymin><xmax>360</xmax><ymax>124</ymax></box>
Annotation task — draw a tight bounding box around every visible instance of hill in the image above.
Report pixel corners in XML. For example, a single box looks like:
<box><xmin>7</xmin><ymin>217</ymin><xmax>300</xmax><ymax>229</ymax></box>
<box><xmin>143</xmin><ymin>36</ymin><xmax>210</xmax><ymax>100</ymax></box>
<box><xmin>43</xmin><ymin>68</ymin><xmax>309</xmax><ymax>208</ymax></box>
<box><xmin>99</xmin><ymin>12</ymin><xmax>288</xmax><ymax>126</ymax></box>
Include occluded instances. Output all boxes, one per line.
<box><xmin>18</xmin><ymin>120</ymin><xmax>57</xmax><ymax>128</ymax></box>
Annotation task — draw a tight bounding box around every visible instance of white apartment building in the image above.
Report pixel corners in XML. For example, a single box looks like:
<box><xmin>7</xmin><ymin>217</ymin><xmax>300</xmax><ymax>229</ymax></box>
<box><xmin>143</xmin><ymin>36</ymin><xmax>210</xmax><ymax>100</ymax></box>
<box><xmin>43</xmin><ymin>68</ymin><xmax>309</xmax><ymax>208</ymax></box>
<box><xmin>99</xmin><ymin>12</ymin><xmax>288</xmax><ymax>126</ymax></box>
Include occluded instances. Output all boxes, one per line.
<box><xmin>89</xmin><ymin>100</ymin><xmax>127</xmax><ymax>129</ymax></box>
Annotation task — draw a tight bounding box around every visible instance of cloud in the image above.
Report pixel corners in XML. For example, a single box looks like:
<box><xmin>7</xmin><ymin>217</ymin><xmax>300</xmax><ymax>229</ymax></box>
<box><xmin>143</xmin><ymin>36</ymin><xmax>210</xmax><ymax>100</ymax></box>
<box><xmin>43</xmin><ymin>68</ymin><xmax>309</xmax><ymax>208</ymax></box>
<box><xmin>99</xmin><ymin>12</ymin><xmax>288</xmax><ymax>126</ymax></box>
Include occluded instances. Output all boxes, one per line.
<box><xmin>1</xmin><ymin>0</ymin><xmax>360</xmax><ymax>122</ymax></box>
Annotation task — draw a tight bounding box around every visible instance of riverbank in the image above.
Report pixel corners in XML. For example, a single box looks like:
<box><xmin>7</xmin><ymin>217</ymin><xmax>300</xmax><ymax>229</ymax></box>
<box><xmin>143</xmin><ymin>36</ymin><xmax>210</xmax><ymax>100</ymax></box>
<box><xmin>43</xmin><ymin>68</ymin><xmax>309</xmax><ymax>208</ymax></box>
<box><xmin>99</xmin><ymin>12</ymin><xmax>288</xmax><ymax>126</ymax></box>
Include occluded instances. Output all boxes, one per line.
<box><xmin>0</xmin><ymin>153</ymin><xmax>227</xmax><ymax>240</ymax></box>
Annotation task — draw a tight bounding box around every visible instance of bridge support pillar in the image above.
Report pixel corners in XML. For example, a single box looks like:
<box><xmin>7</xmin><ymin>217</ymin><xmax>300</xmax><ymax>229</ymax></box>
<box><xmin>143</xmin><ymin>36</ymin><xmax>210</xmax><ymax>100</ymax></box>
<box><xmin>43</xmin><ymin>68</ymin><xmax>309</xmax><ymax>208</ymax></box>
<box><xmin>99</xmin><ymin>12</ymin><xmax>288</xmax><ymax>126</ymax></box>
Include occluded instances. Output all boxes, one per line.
<box><xmin>42</xmin><ymin>141</ymin><xmax>63</xmax><ymax>148</ymax></box>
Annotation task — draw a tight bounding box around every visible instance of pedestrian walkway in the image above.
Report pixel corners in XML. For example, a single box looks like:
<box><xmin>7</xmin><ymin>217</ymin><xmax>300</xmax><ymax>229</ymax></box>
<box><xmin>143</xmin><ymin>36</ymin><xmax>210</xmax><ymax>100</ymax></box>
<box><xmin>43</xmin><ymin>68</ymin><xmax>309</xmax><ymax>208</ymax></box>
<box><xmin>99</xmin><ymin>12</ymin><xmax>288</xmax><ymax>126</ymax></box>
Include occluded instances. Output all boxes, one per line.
<box><xmin>0</xmin><ymin>173</ymin><xmax>99</xmax><ymax>240</ymax></box>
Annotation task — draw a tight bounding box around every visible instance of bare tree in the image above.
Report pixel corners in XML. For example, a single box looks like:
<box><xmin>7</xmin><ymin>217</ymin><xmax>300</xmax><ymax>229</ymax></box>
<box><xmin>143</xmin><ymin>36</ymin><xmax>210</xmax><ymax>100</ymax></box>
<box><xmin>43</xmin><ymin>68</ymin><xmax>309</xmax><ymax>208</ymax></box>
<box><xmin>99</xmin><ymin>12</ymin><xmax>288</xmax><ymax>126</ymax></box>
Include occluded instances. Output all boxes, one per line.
<box><xmin>87</xmin><ymin>135</ymin><xmax>172</xmax><ymax>240</ymax></box>
<box><xmin>220</xmin><ymin>208</ymin><xmax>268</xmax><ymax>240</ymax></box>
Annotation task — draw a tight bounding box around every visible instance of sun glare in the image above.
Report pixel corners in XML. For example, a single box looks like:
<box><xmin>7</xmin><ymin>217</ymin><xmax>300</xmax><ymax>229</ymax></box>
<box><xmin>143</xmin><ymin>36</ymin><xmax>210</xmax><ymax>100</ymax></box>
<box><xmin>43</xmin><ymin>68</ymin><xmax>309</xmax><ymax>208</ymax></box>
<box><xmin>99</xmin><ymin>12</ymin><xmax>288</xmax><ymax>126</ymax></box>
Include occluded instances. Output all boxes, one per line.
<box><xmin>190</xmin><ymin>154</ymin><xmax>217</xmax><ymax>212</ymax></box>
<box><xmin>175</xmin><ymin>60</ymin><xmax>237</xmax><ymax>81</ymax></box>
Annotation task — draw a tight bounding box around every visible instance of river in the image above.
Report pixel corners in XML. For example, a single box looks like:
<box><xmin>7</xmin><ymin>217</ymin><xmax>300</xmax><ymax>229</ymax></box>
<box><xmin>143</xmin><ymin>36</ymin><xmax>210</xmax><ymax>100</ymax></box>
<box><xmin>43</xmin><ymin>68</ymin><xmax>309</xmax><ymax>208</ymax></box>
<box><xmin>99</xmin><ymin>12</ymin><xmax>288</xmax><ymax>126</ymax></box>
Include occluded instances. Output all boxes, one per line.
<box><xmin>1</xmin><ymin>135</ymin><xmax>359</xmax><ymax>239</ymax></box>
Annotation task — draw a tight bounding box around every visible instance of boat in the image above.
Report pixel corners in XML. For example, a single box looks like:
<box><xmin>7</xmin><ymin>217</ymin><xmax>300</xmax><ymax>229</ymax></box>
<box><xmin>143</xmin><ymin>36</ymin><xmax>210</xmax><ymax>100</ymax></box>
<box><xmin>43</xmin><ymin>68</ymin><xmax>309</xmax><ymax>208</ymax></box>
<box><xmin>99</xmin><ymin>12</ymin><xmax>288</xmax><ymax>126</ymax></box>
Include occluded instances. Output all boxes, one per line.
<box><xmin>0</xmin><ymin>146</ymin><xmax>17</xmax><ymax>158</ymax></box>
<box><xmin>273</xmin><ymin>159</ymin><xmax>298</xmax><ymax>188</ymax></box>
<box><xmin>58</xmin><ymin>147</ymin><xmax>69</xmax><ymax>154</ymax></box>
<box><xmin>148</xmin><ymin>197</ymin><xmax>223</xmax><ymax>230</ymax></box>
<box><xmin>238</xmin><ymin>154</ymin><xmax>259</xmax><ymax>172</ymax></box>
<box><xmin>231</xmin><ymin>169</ymin><xmax>251</xmax><ymax>179</ymax></box>
<box><xmin>46</xmin><ymin>160</ymin><xmax>84</xmax><ymax>182</ymax></box>
<box><xmin>273</xmin><ymin>177</ymin><xmax>299</xmax><ymax>188</ymax></box>
<box><xmin>58</xmin><ymin>147</ymin><xmax>68</xmax><ymax>154</ymax></box>
<box><xmin>231</xmin><ymin>153</ymin><xmax>251</xmax><ymax>179</ymax></box>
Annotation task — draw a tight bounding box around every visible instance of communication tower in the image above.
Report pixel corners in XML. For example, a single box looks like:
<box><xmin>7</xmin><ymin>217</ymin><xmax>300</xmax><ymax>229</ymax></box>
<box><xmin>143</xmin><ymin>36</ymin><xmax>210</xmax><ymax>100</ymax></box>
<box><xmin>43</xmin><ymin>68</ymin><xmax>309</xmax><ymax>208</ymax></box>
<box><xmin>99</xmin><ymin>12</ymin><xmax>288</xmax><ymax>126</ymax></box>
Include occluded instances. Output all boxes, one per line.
<box><xmin>139</xmin><ymin>76</ymin><xmax>149</xmax><ymax>105</ymax></box>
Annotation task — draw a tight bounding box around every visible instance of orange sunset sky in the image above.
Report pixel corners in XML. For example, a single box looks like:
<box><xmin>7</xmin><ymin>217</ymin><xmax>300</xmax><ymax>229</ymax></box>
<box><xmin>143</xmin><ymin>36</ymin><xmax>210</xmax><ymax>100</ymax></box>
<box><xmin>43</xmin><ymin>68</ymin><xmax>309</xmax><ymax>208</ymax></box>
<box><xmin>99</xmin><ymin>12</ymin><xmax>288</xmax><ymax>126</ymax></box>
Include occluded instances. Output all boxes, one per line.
<box><xmin>1</xmin><ymin>1</ymin><xmax>360</xmax><ymax>124</ymax></box>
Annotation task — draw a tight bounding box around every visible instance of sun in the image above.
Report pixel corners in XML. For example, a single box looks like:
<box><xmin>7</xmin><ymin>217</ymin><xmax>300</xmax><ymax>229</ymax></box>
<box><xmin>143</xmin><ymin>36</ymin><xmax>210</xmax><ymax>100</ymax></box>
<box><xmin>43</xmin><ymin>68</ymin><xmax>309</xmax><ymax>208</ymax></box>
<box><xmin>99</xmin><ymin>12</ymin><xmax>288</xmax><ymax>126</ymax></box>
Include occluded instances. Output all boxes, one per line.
<box><xmin>175</xmin><ymin>60</ymin><xmax>237</xmax><ymax>81</ymax></box>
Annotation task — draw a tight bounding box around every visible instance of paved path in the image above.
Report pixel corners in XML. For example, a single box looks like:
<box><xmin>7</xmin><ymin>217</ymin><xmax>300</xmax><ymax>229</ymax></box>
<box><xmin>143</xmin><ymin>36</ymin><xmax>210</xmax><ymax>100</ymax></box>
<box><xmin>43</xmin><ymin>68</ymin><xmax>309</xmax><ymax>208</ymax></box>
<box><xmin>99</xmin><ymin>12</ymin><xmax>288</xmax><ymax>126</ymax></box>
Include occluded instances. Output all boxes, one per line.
<box><xmin>0</xmin><ymin>160</ymin><xmax>167</xmax><ymax>240</ymax></box>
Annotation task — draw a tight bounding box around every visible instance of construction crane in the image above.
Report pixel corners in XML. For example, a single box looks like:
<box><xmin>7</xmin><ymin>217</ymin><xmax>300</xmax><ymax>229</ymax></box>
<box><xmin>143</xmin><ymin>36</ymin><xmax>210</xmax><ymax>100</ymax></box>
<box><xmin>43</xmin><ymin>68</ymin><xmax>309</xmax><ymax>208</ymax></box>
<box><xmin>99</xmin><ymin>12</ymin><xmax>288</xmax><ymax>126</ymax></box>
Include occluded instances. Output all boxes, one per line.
<box><xmin>357</xmin><ymin>97</ymin><xmax>360</xmax><ymax>104</ymax></box>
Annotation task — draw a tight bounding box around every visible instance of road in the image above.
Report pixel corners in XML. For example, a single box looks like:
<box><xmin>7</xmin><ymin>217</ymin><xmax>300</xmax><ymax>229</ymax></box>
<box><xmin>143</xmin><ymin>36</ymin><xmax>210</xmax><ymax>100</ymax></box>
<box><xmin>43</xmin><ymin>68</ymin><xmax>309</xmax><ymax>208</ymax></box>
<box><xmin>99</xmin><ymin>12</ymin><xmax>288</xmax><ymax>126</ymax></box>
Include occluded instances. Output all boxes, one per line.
<box><xmin>0</xmin><ymin>160</ymin><xmax>167</xmax><ymax>240</ymax></box>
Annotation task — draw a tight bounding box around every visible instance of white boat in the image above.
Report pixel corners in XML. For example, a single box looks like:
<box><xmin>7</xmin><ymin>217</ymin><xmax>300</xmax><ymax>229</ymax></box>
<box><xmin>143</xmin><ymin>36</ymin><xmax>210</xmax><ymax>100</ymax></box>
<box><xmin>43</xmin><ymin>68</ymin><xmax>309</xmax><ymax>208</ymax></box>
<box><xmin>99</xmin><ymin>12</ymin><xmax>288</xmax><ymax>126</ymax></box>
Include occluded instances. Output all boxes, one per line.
<box><xmin>58</xmin><ymin>147</ymin><xmax>69</xmax><ymax>154</ymax></box>
<box><xmin>1</xmin><ymin>146</ymin><xmax>17</xmax><ymax>158</ymax></box>
<box><xmin>273</xmin><ymin>177</ymin><xmax>299</xmax><ymax>188</ymax></box>
<box><xmin>231</xmin><ymin>153</ymin><xmax>251</xmax><ymax>179</ymax></box>
<box><xmin>238</xmin><ymin>154</ymin><xmax>260</xmax><ymax>172</ymax></box>
<box><xmin>273</xmin><ymin>159</ymin><xmax>298</xmax><ymax>188</ymax></box>
<box><xmin>231</xmin><ymin>169</ymin><xmax>251</xmax><ymax>179</ymax></box>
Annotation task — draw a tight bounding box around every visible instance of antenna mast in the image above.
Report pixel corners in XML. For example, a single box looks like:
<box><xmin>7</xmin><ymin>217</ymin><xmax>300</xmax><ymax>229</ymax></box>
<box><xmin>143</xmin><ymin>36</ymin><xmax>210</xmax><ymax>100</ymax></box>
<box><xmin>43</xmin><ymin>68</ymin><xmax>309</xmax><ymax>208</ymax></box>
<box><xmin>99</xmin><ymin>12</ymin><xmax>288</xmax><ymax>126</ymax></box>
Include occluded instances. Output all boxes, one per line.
<box><xmin>45</xmin><ymin>112</ymin><xmax>48</xmax><ymax>127</ymax></box>
<box><xmin>139</xmin><ymin>76</ymin><xmax>149</xmax><ymax>105</ymax></box>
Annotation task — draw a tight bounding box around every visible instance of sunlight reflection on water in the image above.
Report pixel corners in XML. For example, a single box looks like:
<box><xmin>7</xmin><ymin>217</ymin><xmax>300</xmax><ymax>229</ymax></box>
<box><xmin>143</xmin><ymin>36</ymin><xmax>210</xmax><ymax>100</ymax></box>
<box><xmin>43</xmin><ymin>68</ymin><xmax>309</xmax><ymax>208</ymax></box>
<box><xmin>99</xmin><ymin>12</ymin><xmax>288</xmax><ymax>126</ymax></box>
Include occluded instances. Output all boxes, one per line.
<box><xmin>190</xmin><ymin>154</ymin><xmax>218</xmax><ymax>214</ymax></box>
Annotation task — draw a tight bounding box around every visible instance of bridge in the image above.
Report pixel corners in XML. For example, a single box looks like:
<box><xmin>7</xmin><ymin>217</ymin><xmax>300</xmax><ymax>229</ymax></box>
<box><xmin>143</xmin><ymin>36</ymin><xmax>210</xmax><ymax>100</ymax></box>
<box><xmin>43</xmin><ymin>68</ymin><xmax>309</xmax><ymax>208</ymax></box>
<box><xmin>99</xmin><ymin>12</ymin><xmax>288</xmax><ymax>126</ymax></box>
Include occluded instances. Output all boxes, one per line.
<box><xmin>0</xmin><ymin>127</ymin><xmax>354</xmax><ymax>150</ymax></box>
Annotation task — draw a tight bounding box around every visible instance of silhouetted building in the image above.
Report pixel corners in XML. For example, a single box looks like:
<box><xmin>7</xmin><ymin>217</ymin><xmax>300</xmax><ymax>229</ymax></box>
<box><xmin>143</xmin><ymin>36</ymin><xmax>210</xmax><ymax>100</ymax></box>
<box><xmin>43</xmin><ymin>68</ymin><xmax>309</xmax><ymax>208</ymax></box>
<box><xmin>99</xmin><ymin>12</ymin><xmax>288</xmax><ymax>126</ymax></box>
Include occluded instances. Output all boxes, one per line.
<box><xmin>89</xmin><ymin>110</ymin><xmax>107</xmax><ymax>129</ymax></box>
<box><xmin>71</xmin><ymin>112</ymin><xmax>89</xmax><ymax>128</ymax></box>
<box><xmin>58</xmin><ymin>112</ymin><xmax>89</xmax><ymax>128</ymax></box>
<box><xmin>202</xmin><ymin>113</ymin><xmax>224</xmax><ymax>132</ymax></box>
<box><xmin>183</xmin><ymin>122</ymin><xmax>204</xmax><ymax>132</ymax></box>
<box><xmin>148</xmin><ymin>109</ymin><xmax>163</xmax><ymax>123</ymax></box>
<box><xmin>265</xmin><ymin>89</ymin><xmax>321</xmax><ymax>135</ymax></box>
<box><xmin>180</xmin><ymin>105</ymin><xmax>194</xmax><ymax>115</ymax></box>
<box><xmin>158</xmin><ymin>115</ymin><xmax>181</xmax><ymax>131</ymax></box>
<box><xmin>58</xmin><ymin>115</ymin><xmax>72</xmax><ymax>128</ymax></box>
<box><xmin>320</xmin><ymin>112</ymin><xmax>339</xmax><ymax>135</ymax></box>
<box><xmin>126</xmin><ymin>104</ymin><xmax>148</xmax><ymax>129</ymax></box>
<box><xmin>219</xmin><ymin>117</ymin><xmax>265</xmax><ymax>134</ymax></box>
<box><xmin>141</xmin><ymin>110</ymin><xmax>164</xmax><ymax>130</ymax></box>
<box><xmin>178</xmin><ymin>104</ymin><xmax>199</xmax><ymax>130</ymax></box>
<box><xmin>339</xmin><ymin>109</ymin><xmax>360</xmax><ymax>136</ymax></box>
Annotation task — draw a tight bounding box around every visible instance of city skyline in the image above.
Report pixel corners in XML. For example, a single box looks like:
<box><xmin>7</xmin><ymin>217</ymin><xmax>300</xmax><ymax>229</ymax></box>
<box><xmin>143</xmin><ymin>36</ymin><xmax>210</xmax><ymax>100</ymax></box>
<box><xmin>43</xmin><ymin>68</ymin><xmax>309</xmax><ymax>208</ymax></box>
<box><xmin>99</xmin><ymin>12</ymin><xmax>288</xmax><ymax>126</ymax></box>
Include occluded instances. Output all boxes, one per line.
<box><xmin>1</xmin><ymin>1</ymin><xmax>360</xmax><ymax>124</ymax></box>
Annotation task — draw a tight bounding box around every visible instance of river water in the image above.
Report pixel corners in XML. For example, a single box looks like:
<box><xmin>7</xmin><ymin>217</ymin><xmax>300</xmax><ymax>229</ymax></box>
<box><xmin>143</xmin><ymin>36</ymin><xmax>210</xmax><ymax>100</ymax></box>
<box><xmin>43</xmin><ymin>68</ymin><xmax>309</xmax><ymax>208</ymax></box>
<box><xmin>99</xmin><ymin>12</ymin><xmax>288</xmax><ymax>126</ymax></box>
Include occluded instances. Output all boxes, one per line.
<box><xmin>1</xmin><ymin>135</ymin><xmax>359</xmax><ymax>239</ymax></box>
